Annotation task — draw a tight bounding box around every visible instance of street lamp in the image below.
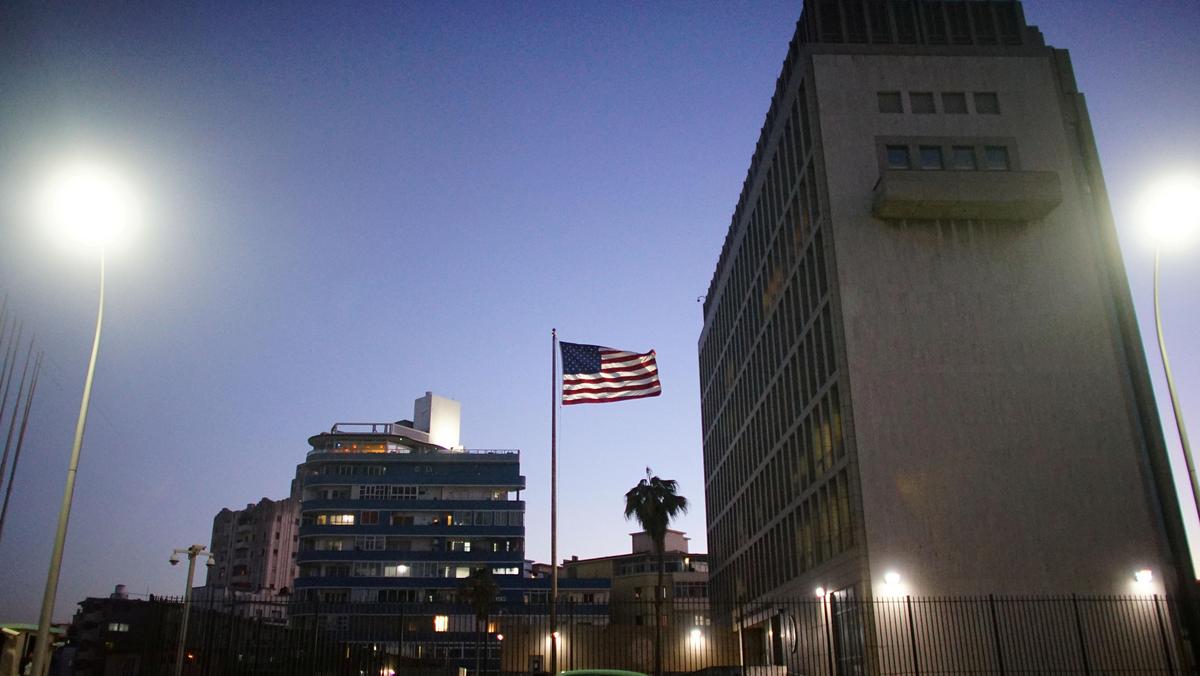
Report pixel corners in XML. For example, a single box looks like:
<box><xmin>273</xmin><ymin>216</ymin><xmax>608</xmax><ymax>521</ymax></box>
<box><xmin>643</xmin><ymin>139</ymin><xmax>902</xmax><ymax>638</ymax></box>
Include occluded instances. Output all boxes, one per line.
<box><xmin>170</xmin><ymin>544</ymin><xmax>215</xmax><ymax>676</ymax></box>
<box><xmin>1141</xmin><ymin>174</ymin><xmax>1200</xmax><ymax>534</ymax></box>
<box><xmin>29</xmin><ymin>159</ymin><xmax>141</xmax><ymax>676</ymax></box>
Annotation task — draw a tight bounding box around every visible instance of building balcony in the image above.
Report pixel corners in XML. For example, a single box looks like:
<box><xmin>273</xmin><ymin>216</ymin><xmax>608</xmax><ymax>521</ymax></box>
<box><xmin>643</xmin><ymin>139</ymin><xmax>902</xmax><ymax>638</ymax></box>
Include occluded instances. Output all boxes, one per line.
<box><xmin>299</xmin><ymin>524</ymin><xmax>524</xmax><ymax>538</ymax></box>
<box><xmin>301</xmin><ymin>473</ymin><xmax>525</xmax><ymax>489</ymax></box>
<box><xmin>296</xmin><ymin>549</ymin><xmax>524</xmax><ymax>564</ymax></box>
<box><xmin>305</xmin><ymin>446</ymin><xmax>520</xmax><ymax>461</ymax></box>
<box><xmin>300</xmin><ymin>498</ymin><xmax>525</xmax><ymax>512</ymax></box>
<box><xmin>872</xmin><ymin>169</ymin><xmax>1062</xmax><ymax>221</ymax></box>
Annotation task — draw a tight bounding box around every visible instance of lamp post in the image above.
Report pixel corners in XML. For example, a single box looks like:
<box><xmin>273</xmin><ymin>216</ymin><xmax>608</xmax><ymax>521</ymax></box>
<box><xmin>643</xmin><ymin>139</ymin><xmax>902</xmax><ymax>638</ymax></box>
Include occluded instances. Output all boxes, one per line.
<box><xmin>1153</xmin><ymin>247</ymin><xmax>1198</xmax><ymax>521</ymax></box>
<box><xmin>29</xmin><ymin>160</ymin><xmax>140</xmax><ymax>676</ymax></box>
<box><xmin>170</xmin><ymin>544</ymin><xmax>215</xmax><ymax>676</ymax></box>
<box><xmin>1142</xmin><ymin>174</ymin><xmax>1200</xmax><ymax>527</ymax></box>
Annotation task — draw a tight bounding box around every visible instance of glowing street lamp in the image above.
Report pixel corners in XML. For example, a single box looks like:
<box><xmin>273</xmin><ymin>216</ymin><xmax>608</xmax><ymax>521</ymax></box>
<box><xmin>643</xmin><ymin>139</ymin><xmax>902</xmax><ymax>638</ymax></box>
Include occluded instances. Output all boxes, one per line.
<box><xmin>29</xmin><ymin>158</ymin><xmax>141</xmax><ymax>676</ymax></box>
<box><xmin>1140</xmin><ymin>174</ymin><xmax>1200</xmax><ymax>539</ymax></box>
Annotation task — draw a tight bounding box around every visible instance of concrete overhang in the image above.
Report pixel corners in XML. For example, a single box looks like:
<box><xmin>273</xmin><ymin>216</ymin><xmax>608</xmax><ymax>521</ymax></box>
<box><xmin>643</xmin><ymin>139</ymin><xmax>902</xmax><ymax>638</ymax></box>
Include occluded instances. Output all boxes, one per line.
<box><xmin>872</xmin><ymin>169</ymin><xmax>1062</xmax><ymax>220</ymax></box>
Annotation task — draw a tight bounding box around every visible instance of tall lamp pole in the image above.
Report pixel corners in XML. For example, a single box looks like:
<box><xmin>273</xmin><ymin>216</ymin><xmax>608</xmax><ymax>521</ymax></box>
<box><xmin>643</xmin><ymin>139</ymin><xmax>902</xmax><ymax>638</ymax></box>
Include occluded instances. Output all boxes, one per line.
<box><xmin>29</xmin><ymin>255</ymin><xmax>104</xmax><ymax>676</ymax></box>
<box><xmin>29</xmin><ymin>160</ymin><xmax>140</xmax><ymax>676</ymax></box>
<box><xmin>1154</xmin><ymin>248</ymin><xmax>1199</xmax><ymax>520</ymax></box>
<box><xmin>170</xmin><ymin>544</ymin><xmax>214</xmax><ymax>676</ymax></box>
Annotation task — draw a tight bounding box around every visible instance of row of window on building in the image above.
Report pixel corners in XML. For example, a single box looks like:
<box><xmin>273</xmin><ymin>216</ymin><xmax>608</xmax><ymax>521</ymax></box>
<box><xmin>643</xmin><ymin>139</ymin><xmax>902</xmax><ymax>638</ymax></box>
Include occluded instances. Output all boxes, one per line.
<box><xmin>304</xmin><ymin>510</ymin><xmax>523</xmax><ymax>527</ymax></box>
<box><xmin>713</xmin><ymin>468</ymin><xmax>854</xmax><ymax>602</ymax></box>
<box><xmin>886</xmin><ymin>143</ymin><xmax>1010</xmax><ymax>171</ymax></box>
<box><xmin>709</xmin><ymin>382</ymin><xmax>846</xmax><ymax>580</ymax></box>
<box><xmin>706</xmin><ymin>299</ymin><xmax>839</xmax><ymax>530</ymax></box>
<box><xmin>700</xmin><ymin>201</ymin><xmax>828</xmax><ymax>461</ymax></box>
<box><xmin>302</xmin><ymin>535</ymin><xmax>522</xmax><ymax>553</ymax></box>
<box><xmin>807</xmin><ymin>0</ymin><xmax>1024</xmax><ymax>47</ymax></box>
<box><xmin>703</xmin><ymin>73</ymin><xmax>816</xmax><ymax>358</ymax></box>
<box><xmin>300</xmin><ymin>562</ymin><xmax>522</xmax><ymax>579</ymax></box>
<box><xmin>301</xmin><ymin>589</ymin><xmax>604</xmax><ymax>607</ymax></box>
<box><xmin>878</xmin><ymin>91</ymin><xmax>1000</xmax><ymax>115</ymax></box>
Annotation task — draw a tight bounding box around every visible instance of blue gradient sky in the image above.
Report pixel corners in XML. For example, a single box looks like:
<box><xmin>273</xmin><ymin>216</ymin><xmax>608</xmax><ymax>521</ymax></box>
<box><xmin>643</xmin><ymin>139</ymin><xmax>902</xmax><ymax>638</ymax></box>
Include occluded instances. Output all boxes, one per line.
<box><xmin>0</xmin><ymin>1</ymin><xmax>1197</xmax><ymax>621</ymax></box>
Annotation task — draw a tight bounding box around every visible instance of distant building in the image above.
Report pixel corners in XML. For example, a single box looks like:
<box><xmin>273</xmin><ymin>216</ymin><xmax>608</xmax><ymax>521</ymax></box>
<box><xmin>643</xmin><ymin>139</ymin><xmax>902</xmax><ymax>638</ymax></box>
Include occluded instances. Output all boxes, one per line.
<box><xmin>69</xmin><ymin>587</ymin><xmax>180</xmax><ymax>676</ymax></box>
<box><xmin>205</xmin><ymin>496</ymin><xmax>299</xmax><ymax>594</ymax></box>
<box><xmin>699</xmin><ymin>0</ymin><xmax>1189</xmax><ymax>608</ymax></box>
<box><xmin>565</xmin><ymin>530</ymin><xmax>710</xmax><ymax>624</ymax></box>
<box><xmin>292</xmin><ymin>391</ymin><xmax>608</xmax><ymax>671</ymax></box>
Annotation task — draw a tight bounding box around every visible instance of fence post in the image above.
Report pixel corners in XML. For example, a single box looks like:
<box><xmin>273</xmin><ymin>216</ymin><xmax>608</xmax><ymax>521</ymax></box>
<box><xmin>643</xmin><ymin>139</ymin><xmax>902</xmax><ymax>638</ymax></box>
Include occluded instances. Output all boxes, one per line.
<box><xmin>1070</xmin><ymin>594</ymin><xmax>1092</xmax><ymax>676</ymax></box>
<box><xmin>987</xmin><ymin>595</ymin><xmax>1006</xmax><ymax>675</ymax></box>
<box><xmin>905</xmin><ymin>596</ymin><xmax>921</xmax><ymax>676</ymax></box>
<box><xmin>1153</xmin><ymin>595</ymin><xmax>1177</xmax><ymax>673</ymax></box>
<box><xmin>823</xmin><ymin>597</ymin><xmax>837</xmax><ymax>676</ymax></box>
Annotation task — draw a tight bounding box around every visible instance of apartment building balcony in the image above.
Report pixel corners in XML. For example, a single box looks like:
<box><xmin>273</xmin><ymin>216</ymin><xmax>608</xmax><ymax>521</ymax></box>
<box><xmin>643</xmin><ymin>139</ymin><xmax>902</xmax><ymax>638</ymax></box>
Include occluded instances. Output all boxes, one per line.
<box><xmin>872</xmin><ymin>169</ymin><xmax>1062</xmax><ymax>221</ymax></box>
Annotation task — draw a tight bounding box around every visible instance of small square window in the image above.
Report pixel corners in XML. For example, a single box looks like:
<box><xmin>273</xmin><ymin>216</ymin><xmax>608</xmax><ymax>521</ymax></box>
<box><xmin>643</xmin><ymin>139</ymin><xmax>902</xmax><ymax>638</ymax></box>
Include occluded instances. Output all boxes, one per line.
<box><xmin>919</xmin><ymin>146</ymin><xmax>943</xmax><ymax>170</ymax></box>
<box><xmin>942</xmin><ymin>92</ymin><xmax>967</xmax><ymax>114</ymax></box>
<box><xmin>910</xmin><ymin>92</ymin><xmax>935</xmax><ymax>114</ymax></box>
<box><xmin>974</xmin><ymin>92</ymin><xmax>1000</xmax><ymax>114</ymax></box>
<box><xmin>877</xmin><ymin>92</ymin><xmax>903</xmax><ymax>113</ymax></box>
<box><xmin>886</xmin><ymin>146</ymin><xmax>911</xmax><ymax>169</ymax></box>
<box><xmin>951</xmin><ymin>146</ymin><xmax>977</xmax><ymax>170</ymax></box>
<box><xmin>984</xmin><ymin>146</ymin><xmax>1010</xmax><ymax>170</ymax></box>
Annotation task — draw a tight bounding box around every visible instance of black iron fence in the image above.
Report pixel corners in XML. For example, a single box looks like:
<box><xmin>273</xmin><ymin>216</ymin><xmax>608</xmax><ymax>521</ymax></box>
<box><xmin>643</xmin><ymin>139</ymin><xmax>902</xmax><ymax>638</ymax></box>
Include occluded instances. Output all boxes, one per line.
<box><xmin>67</xmin><ymin>595</ymin><xmax>1197</xmax><ymax>675</ymax></box>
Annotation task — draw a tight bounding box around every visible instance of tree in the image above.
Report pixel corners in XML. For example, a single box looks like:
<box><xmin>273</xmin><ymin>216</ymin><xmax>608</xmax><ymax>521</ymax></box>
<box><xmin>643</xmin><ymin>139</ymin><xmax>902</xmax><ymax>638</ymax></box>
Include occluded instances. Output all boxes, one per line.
<box><xmin>459</xmin><ymin>567</ymin><xmax>500</xmax><ymax>676</ymax></box>
<box><xmin>624</xmin><ymin>468</ymin><xmax>689</xmax><ymax>676</ymax></box>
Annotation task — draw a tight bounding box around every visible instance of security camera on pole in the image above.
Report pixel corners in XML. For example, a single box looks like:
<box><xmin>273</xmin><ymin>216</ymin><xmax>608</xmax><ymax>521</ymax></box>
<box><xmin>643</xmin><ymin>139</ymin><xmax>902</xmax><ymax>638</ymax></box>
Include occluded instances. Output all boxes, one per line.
<box><xmin>169</xmin><ymin>544</ymin><xmax>214</xmax><ymax>676</ymax></box>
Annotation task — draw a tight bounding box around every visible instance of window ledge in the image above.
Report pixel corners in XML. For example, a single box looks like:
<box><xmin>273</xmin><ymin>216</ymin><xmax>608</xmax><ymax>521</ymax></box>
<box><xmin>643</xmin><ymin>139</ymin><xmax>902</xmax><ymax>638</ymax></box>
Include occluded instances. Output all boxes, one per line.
<box><xmin>872</xmin><ymin>169</ymin><xmax>1062</xmax><ymax>220</ymax></box>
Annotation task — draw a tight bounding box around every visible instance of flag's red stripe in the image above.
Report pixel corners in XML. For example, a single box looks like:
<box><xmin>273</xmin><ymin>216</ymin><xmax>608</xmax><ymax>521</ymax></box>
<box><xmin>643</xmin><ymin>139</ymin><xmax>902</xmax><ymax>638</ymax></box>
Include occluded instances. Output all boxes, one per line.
<box><xmin>564</xmin><ymin>379</ymin><xmax>662</xmax><ymax>393</ymax></box>
<box><xmin>564</xmin><ymin>368</ymin><xmax>658</xmax><ymax>383</ymax></box>
<box><xmin>600</xmin><ymin>359</ymin><xmax>656</xmax><ymax>372</ymax></box>
<box><xmin>563</xmin><ymin>381</ymin><xmax>661</xmax><ymax>396</ymax></box>
<box><xmin>562</xmin><ymin>389</ymin><xmax>662</xmax><ymax>405</ymax></box>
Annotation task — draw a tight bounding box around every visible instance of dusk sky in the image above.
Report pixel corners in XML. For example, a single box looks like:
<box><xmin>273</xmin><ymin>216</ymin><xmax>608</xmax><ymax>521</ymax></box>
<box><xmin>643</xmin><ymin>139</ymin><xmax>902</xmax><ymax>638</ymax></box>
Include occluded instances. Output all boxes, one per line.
<box><xmin>1</xmin><ymin>1</ymin><xmax>1198</xmax><ymax>622</ymax></box>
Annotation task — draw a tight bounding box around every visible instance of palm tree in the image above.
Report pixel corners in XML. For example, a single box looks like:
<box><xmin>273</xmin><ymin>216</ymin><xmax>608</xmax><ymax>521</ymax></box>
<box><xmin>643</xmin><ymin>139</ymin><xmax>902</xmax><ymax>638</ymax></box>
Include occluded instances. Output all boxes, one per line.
<box><xmin>459</xmin><ymin>567</ymin><xmax>500</xmax><ymax>676</ymax></box>
<box><xmin>624</xmin><ymin>468</ymin><xmax>689</xmax><ymax>676</ymax></box>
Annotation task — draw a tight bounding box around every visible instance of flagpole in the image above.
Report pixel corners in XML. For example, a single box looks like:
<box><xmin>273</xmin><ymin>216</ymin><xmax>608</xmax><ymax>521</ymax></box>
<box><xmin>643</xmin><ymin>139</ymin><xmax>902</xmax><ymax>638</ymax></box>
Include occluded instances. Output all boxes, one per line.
<box><xmin>550</xmin><ymin>328</ymin><xmax>559</xmax><ymax>675</ymax></box>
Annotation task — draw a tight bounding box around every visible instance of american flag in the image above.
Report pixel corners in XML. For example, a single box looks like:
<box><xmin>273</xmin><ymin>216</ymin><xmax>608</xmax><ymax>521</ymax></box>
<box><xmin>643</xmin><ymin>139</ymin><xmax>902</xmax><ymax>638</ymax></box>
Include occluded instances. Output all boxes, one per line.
<box><xmin>560</xmin><ymin>341</ymin><xmax>661</xmax><ymax>405</ymax></box>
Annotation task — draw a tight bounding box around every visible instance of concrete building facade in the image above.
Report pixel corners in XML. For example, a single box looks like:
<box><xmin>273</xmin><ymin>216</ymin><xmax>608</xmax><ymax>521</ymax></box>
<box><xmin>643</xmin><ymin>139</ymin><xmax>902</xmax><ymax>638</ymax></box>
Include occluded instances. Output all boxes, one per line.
<box><xmin>698</xmin><ymin>0</ymin><xmax>1189</xmax><ymax>606</ymax></box>
<box><xmin>206</xmin><ymin>496</ymin><xmax>299</xmax><ymax>594</ymax></box>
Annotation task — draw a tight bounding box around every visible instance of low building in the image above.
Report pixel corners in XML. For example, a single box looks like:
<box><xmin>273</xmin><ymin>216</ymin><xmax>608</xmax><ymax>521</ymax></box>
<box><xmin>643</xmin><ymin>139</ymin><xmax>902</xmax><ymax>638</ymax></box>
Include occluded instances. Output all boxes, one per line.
<box><xmin>69</xmin><ymin>587</ymin><xmax>180</xmax><ymax>676</ymax></box>
<box><xmin>565</xmin><ymin>531</ymin><xmax>711</xmax><ymax>627</ymax></box>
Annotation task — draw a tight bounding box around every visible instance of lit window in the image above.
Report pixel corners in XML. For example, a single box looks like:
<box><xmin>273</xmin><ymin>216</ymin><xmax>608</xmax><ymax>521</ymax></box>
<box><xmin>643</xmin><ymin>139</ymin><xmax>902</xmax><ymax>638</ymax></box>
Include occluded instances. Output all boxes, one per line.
<box><xmin>951</xmin><ymin>146</ymin><xmax>976</xmax><ymax>170</ymax></box>
<box><xmin>974</xmin><ymin>92</ymin><xmax>1000</xmax><ymax>114</ymax></box>
<box><xmin>886</xmin><ymin>146</ymin><xmax>911</xmax><ymax>170</ymax></box>
<box><xmin>983</xmin><ymin>146</ymin><xmax>1010</xmax><ymax>170</ymax></box>
<box><xmin>107</xmin><ymin>622</ymin><xmax>130</xmax><ymax>632</ymax></box>
<box><xmin>329</xmin><ymin>514</ymin><xmax>355</xmax><ymax>525</ymax></box>
<box><xmin>434</xmin><ymin>615</ymin><xmax>449</xmax><ymax>632</ymax></box>
<box><xmin>941</xmin><ymin>92</ymin><xmax>967</xmax><ymax>114</ymax></box>
<box><xmin>877</xmin><ymin>92</ymin><xmax>903</xmax><ymax>113</ymax></box>
<box><xmin>919</xmin><ymin>146</ymin><xmax>944</xmax><ymax>170</ymax></box>
<box><xmin>909</xmin><ymin>92</ymin><xmax>935</xmax><ymax>114</ymax></box>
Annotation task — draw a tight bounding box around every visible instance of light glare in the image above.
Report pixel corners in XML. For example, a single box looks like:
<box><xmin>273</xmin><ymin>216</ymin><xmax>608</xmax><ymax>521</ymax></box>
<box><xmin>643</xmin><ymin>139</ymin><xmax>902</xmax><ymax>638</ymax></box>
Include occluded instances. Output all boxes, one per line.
<box><xmin>37</xmin><ymin>160</ymin><xmax>141</xmax><ymax>253</ymax></box>
<box><xmin>1139</xmin><ymin>174</ymin><xmax>1200</xmax><ymax>247</ymax></box>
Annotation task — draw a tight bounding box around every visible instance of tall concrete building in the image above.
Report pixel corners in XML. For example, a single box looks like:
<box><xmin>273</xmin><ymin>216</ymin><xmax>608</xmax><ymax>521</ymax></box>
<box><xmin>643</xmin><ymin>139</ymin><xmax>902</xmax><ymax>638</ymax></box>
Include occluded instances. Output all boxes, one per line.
<box><xmin>206</xmin><ymin>496</ymin><xmax>299</xmax><ymax>594</ymax></box>
<box><xmin>698</xmin><ymin>0</ymin><xmax>1189</xmax><ymax>605</ymax></box>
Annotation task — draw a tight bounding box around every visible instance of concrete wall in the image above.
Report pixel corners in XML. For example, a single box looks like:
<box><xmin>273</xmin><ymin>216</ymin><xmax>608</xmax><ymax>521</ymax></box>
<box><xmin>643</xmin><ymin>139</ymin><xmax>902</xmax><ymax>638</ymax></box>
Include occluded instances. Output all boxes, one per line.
<box><xmin>812</xmin><ymin>50</ymin><xmax>1172</xmax><ymax>595</ymax></box>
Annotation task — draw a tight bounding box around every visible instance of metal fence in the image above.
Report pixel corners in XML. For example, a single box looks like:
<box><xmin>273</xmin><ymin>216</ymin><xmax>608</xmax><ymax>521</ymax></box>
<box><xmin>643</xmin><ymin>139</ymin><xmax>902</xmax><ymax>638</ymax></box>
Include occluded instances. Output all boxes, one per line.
<box><xmin>69</xmin><ymin>595</ymin><xmax>1196</xmax><ymax>675</ymax></box>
